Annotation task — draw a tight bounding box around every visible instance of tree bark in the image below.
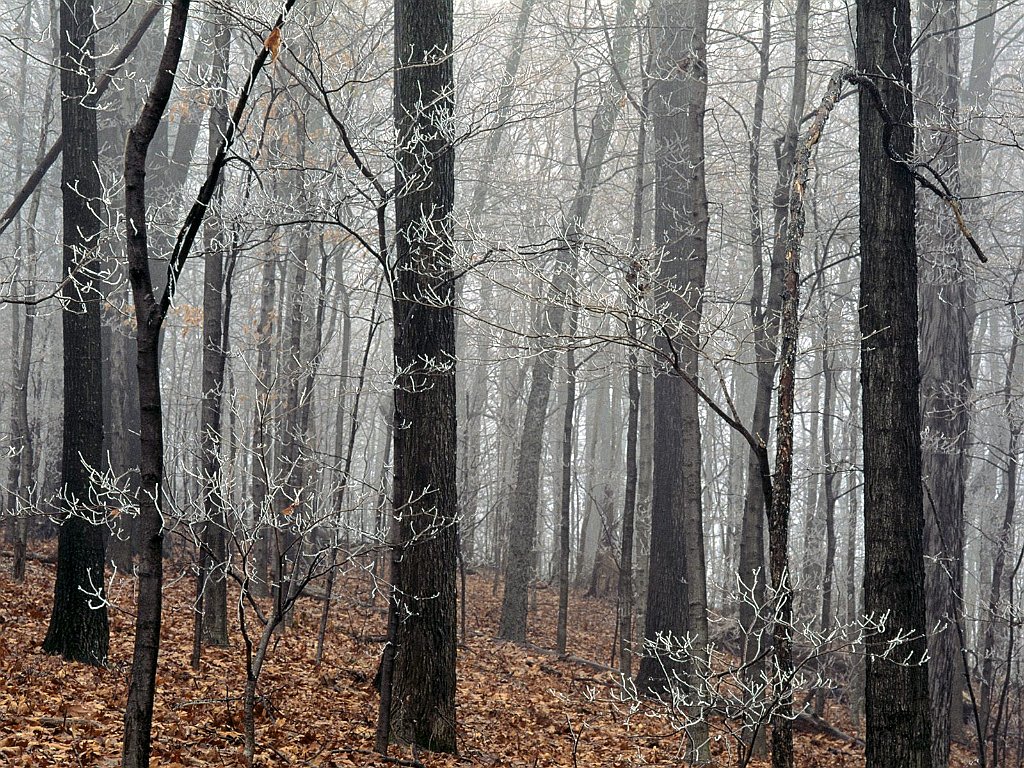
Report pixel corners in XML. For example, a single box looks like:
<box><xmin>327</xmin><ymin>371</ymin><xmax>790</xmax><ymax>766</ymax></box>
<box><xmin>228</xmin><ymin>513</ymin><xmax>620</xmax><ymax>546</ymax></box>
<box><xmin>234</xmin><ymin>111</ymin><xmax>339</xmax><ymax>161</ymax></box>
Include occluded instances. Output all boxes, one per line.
<box><xmin>42</xmin><ymin>0</ymin><xmax>109</xmax><ymax>668</ymax></box>
<box><xmin>382</xmin><ymin>0</ymin><xmax>458</xmax><ymax>752</ymax></box>
<box><xmin>917</xmin><ymin>0</ymin><xmax>968</xmax><ymax>760</ymax></box>
<box><xmin>857</xmin><ymin>0</ymin><xmax>933</xmax><ymax>759</ymax></box>
<box><xmin>635</xmin><ymin>1</ymin><xmax>711</xmax><ymax>763</ymax></box>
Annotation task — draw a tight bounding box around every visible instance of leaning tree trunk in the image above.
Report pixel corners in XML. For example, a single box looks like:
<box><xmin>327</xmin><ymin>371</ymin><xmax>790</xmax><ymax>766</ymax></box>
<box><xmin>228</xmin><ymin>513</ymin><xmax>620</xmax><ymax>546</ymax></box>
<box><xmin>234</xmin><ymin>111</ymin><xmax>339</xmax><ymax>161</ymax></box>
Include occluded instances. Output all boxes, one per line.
<box><xmin>42</xmin><ymin>0</ymin><xmax>109</xmax><ymax>668</ymax></box>
<box><xmin>764</xmin><ymin>65</ymin><xmax>850</xmax><ymax>768</ymax></box>
<box><xmin>857</xmin><ymin>0</ymin><xmax>933</xmax><ymax>760</ymax></box>
<box><xmin>497</xmin><ymin>0</ymin><xmax>639</xmax><ymax>643</ymax></box>
<box><xmin>380</xmin><ymin>0</ymin><xmax>458</xmax><ymax>753</ymax></box>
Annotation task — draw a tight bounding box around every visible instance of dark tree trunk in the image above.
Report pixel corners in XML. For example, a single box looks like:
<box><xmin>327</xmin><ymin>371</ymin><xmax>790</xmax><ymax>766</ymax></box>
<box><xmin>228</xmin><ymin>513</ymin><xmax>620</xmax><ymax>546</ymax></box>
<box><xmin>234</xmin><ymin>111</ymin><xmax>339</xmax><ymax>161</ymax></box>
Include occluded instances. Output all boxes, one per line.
<box><xmin>198</xmin><ymin>16</ymin><xmax>232</xmax><ymax>651</ymax></box>
<box><xmin>917</xmin><ymin>0</ymin><xmax>968</xmax><ymax>759</ymax></box>
<box><xmin>381</xmin><ymin>0</ymin><xmax>458</xmax><ymax>753</ymax></box>
<box><xmin>857</xmin><ymin>0</ymin><xmax>933</xmax><ymax>761</ymax></box>
<box><xmin>121</xmin><ymin>2</ymin><xmax>191</xmax><ymax>764</ymax></box>
<box><xmin>42</xmin><ymin>0</ymin><xmax>109</xmax><ymax>668</ymax></box>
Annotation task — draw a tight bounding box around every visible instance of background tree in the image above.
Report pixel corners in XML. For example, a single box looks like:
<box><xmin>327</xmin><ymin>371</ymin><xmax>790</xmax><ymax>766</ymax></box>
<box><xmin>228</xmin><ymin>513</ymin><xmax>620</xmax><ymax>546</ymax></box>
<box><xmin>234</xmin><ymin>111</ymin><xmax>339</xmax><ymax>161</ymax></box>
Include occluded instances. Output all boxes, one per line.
<box><xmin>636</xmin><ymin>0</ymin><xmax>712</xmax><ymax>762</ymax></box>
<box><xmin>917</xmin><ymin>0</ymin><xmax>970</xmax><ymax>759</ymax></box>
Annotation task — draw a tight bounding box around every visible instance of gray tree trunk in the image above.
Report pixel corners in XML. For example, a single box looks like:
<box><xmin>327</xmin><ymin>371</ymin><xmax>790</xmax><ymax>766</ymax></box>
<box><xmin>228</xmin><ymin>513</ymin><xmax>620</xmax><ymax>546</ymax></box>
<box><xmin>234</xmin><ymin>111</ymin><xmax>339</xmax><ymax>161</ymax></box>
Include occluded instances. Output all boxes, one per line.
<box><xmin>198</xmin><ymin>15</ymin><xmax>231</xmax><ymax>649</ymax></box>
<box><xmin>636</xmin><ymin>1</ymin><xmax>712</xmax><ymax>762</ymax></box>
<box><xmin>497</xmin><ymin>0</ymin><xmax>639</xmax><ymax>642</ymax></box>
<box><xmin>917</xmin><ymin>0</ymin><xmax>969</xmax><ymax>760</ymax></box>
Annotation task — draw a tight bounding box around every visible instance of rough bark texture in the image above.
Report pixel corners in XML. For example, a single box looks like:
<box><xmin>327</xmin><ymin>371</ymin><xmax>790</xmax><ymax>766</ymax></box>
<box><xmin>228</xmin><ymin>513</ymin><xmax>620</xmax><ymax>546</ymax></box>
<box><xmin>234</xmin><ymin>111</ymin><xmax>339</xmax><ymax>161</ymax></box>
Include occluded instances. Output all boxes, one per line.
<box><xmin>857</xmin><ymin>0</ymin><xmax>934</xmax><ymax>761</ymax></box>
<box><xmin>636</xmin><ymin>0</ymin><xmax>711</xmax><ymax>761</ymax></box>
<box><xmin>385</xmin><ymin>0</ymin><xmax>458</xmax><ymax>752</ymax></box>
<box><xmin>917</xmin><ymin>0</ymin><xmax>968</xmax><ymax>760</ymax></box>
<box><xmin>42</xmin><ymin>0</ymin><xmax>109</xmax><ymax>668</ymax></box>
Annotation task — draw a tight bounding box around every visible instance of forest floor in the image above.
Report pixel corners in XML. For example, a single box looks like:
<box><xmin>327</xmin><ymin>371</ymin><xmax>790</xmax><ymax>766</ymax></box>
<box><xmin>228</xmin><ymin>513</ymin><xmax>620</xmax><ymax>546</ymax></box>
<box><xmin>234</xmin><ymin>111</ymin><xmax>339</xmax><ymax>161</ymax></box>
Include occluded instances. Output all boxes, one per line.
<box><xmin>0</xmin><ymin>553</ymin><xmax>975</xmax><ymax>767</ymax></box>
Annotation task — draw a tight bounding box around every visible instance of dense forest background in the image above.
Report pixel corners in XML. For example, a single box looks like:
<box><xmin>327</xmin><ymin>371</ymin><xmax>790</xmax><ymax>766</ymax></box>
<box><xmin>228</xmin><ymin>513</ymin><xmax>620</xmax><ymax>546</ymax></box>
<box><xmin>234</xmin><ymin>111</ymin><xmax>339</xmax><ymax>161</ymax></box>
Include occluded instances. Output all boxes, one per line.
<box><xmin>0</xmin><ymin>0</ymin><xmax>1022</xmax><ymax>765</ymax></box>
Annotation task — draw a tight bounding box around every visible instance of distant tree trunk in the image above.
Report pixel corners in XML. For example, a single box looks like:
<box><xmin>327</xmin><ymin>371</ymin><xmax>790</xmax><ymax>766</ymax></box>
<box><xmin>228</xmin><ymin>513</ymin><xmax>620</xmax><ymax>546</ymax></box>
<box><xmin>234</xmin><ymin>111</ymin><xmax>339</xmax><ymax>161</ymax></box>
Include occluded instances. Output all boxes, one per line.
<box><xmin>815</xmin><ymin>325</ymin><xmax>839</xmax><ymax>717</ymax></box>
<box><xmin>8</xmin><ymin>7</ymin><xmax>49</xmax><ymax>580</ymax></box>
<box><xmin>317</xmin><ymin>274</ymin><xmax>383</xmax><ymax>664</ymax></box>
<box><xmin>121</xmin><ymin>1</ymin><xmax>190</xmax><ymax>764</ymax></box>
<box><xmin>618</xmin><ymin>59</ymin><xmax>650</xmax><ymax>675</ymax></box>
<box><xmin>198</xmin><ymin>15</ymin><xmax>232</xmax><ymax>651</ymax></box>
<box><xmin>980</xmin><ymin>307</ymin><xmax>1021</xmax><ymax>751</ymax></box>
<box><xmin>636</xmin><ymin>1</ymin><xmax>711</xmax><ymax>762</ymax></box>
<box><xmin>380</xmin><ymin>0</ymin><xmax>458</xmax><ymax>753</ymax></box>
<box><xmin>737</xmin><ymin>0</ymin><xmax>779</xmax><ymax>649</ymax></box>
<box><xmin>497</xmin><ymin>0</ymin><xmax>638</xmax><ymax>643</ymax></box>
<box><xmin>42</xmin><ymin>0</ymin><xmax>109</xmax><ymax>668</ymax></box>
<box><xmin>250</xmin><ymin>249</ymin><xmax>277</xmax><ymax>595</ymax></box>
<box><xmin>917</xmin><ymin>0</ymin><xmax>968</xmax><ymax>760</ymax></box>
<box><xmin>556</xmin><ymin>332</ymin><xmax>576</xmax><ymax>654</ymax></box>
<box><xmin>273</xmin><ymin>221</ymin><xmax>312</xmax><ymax>623</ymax></box>
<box><xmin>459</xmin><ymin>2</ymin><xmax>535</xmax><ymax>564</ymax></box>
<box><xmin>737</xmin><ymin>0</ymin><xmax>805</xmax><ymax>749</ymax></box>
<box><xmin>857</xmin><ymin>0</ymin><xmax>933</xmax><ymax>759</ymax></box>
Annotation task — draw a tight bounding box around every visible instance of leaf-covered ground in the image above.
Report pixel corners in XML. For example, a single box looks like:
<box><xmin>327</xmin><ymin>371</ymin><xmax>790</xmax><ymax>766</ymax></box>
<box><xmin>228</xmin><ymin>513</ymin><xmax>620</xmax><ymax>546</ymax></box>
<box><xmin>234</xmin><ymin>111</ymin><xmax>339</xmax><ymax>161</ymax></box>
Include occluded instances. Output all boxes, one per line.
<box><xmin>0</xmin><ymin>553</ymin><xmax>955</xmax><ymax>766</ymax></box>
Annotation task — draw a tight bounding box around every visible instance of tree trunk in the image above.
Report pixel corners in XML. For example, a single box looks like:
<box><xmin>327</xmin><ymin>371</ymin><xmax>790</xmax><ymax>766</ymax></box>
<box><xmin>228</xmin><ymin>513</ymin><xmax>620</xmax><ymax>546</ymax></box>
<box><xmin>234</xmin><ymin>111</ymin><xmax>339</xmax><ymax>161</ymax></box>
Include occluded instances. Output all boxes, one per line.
<box><xmin>120</xmin><ymin>2</ymin><xmax>191</xmax><ymax>764</ymax></box>
<box><xmin>382</xmin><ymin>0</ymin><xmax>458</xmax><ymax>752</ymax></box>
<box><xmin>198</xmin><ymin>15</ymin><xmax>232</xmax><ymax>650</ymax></box>
<box><xmin>618</xmin><ymin>58</ymin><xmax>650</xmax><ymax>675</ymax></box>
<box><xmin>980</xmin><ymin>308</ymin><xmax>1021</xmax><ymax>753</ymax></box>
<box><xmin>857</xmin><ymin>0</ymin><xmax>933</xmax><ymax>759</ymax></box>
<box><xmin>762</xmin><ymin>63</ymin><xmax>849</xmax><ymax>768</ymax></box>
<box><xmin>497</xmin><ymin>0</ymin><xmax>638</xmax><ymax>643</ymax></box>
<box><xmin>636</xmin><ymin>1</ymin><xmax>711</xmax><ymax>763</ymax></box>
<box><xmin>250</xmin><ymin>248</ymin><xmax>277</xmax><ymax>596</ymax></box>
<box><xmin>42</xmin><ymin>0</ymin><xmax>109</xmax><ymax>668</ymax></box>
<box><xmin>555</xmin><ymin>335</ymin><xmax>576</xmax><ymax>654</ymax></box>
<box><xmin>815</xmin><ymin>327</ymin><xmax>839</xmax><ymax>717</ymax></box>
<box><xmin>917</xmin><ymin>0</ymin><xmax>968</xmax><ymax>760</ymax></box>
<box><xmin>737</xmin><ymin>0</ymin><xmax>806</xmax><ymax>744</ymax></box>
